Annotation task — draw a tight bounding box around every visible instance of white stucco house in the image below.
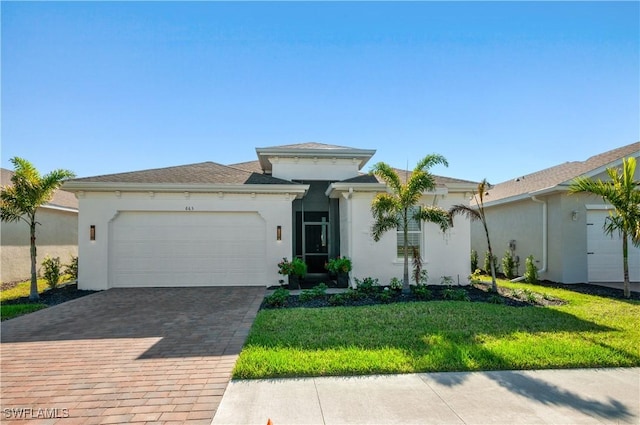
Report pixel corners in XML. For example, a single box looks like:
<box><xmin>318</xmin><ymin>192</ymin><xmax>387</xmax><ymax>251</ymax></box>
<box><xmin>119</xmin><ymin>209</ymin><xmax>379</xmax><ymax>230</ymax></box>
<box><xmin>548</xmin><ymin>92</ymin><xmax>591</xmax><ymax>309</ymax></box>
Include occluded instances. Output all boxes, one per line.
<box><xmin>471</xmin><ymin>142</ymin><xmax>640</xmax><ymax>284</ymax></box>
<box><xmin>63</xmin><ymin>143</ymin><xmax>477</xmax><ymax>291</ymax></box>
<box><xmin>1</xmin><ymin>168</ymin><xmax>79</xmax><ymax>283</ymax></box>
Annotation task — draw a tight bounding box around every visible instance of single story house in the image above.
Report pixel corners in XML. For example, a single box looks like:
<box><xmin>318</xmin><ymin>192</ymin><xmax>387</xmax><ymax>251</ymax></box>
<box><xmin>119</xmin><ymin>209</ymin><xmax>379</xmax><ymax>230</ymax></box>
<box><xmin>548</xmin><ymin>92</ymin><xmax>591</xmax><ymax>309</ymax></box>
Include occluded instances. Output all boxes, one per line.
<box><xmin>1</xmin><ymin>168</ymin><xmax>79</xmax><ymax>283</ymax></box>
<box><xmin>471</xmin><ymin>142</ymin><xmax>640</xmax><ymax>284</ymax></box>
<box><xmin>63</xmin><ymin>143</ymin><xmax>477</xmax><ymax>291</ymax></box>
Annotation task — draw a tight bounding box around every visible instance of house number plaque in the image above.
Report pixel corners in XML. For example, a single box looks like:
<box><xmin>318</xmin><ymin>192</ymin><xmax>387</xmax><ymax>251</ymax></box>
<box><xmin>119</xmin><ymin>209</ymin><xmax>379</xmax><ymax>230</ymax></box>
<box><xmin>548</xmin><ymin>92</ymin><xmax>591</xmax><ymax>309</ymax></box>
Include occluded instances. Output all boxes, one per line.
<box><xmin>185</xmin><ymin>206</ymin><xmax>195</xmax><ymax>211</ymax></box>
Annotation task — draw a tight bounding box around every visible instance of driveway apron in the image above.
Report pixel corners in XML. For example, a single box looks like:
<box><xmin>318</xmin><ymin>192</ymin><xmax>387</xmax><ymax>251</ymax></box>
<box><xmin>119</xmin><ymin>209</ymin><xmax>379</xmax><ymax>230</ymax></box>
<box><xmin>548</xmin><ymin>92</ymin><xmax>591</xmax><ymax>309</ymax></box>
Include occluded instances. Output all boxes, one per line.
<box><xmin>1</xmin><ymin>287</ymin><xmax>264</xmax><ymax>425</ymax></box>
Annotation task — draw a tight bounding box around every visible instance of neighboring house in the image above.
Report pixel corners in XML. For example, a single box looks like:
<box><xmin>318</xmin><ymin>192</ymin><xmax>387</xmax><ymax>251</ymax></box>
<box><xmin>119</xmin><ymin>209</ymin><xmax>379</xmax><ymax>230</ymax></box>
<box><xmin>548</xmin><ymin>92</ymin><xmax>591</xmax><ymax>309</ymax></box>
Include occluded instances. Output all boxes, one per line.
<box><xmin>471</xmin><ymin>142</ymin><xmax>640</xmax><ymax>284</ymax></box>
<box><xmin>63</xmin><ymin>143</ymin><xmax>477</xmax><ymax>291</ymax></box>
<box><xmin>1</xmin><ymin>168</ymin><xmax>79</xmax><ymax>283</ymax></box>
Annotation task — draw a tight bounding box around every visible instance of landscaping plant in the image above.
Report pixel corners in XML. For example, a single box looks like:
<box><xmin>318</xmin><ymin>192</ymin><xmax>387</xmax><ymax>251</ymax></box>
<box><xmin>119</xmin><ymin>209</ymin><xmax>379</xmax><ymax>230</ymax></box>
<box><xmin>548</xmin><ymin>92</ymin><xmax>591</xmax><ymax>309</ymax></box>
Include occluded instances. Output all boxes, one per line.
<box><xmin>569</xmin><ymin>156</ymin><xmax>640</xmax><ymax>298</ymax></box>
<box><xmin>524</xmin><ymin>255</ymin><xmax>538</xmax><ymax>284</ymax></box>
<box><xmin>0</xmin><ymin>157</ymin><xmax>75</xmax><ymax>301</ymax></box>
<box><xmin>502</xmin><ymin>250</ymin><xmax>517</xmax><ymax>280</ymax></box>
<box><xmin>470</xmin><ymin>249</ymin><xmax>478</xmax><ymax>272</ymax></box>
<box><xmin>370</xmin><ymin>154</ymin><xmax>451</xmax><ymax>294</ymax></box>
<box><xmin>42</xmin><ymin>256</ymin><xmax>62</xmax><ymax>289</ymax></box>
<box><xmin>450</xmin><ymin>179</ymin><xmax>498</xmax><ymax>291</ymax></box>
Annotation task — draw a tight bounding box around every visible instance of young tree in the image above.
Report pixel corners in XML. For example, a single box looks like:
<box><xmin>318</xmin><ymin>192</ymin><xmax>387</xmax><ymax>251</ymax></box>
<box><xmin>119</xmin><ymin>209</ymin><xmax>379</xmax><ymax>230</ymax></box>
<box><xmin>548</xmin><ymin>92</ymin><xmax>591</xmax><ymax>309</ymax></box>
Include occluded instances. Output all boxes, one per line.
<box><xmin>1</xmin><ymin>158</ymin><xmax>75</xmax><ymax>301</ymax></box>
<box><xmin>449</xmin><ymin>179</ymin><xmax>498</xmax><ymax>292</ymax></box>
<box><xmin>370</xmin><ymin>154</ymin><xmax>451</xmax><ymax>294</ymax></box>
<box><xmin>569</xmin><ymin>157</ymin><xmax>640</xmax><ymax>298</ymax></box>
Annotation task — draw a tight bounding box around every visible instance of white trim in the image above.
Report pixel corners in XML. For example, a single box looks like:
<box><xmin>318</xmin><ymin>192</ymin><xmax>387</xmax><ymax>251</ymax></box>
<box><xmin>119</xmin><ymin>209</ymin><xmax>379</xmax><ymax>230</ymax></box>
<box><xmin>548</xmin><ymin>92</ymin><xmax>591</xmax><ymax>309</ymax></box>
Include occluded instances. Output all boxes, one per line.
<box><xmin>40</xmin><ymin>204</ymin><xmax>78</xmax><ymax>213</ymax></box>
<box><xmin>63</xmin><ymin>181</ymin><xmax>309</xmax><ymax>197</ymax></box>
<box><xmin>585</xmin><ymin>204</ymin><xmax>614</xmax><ymax>210</ymax></box>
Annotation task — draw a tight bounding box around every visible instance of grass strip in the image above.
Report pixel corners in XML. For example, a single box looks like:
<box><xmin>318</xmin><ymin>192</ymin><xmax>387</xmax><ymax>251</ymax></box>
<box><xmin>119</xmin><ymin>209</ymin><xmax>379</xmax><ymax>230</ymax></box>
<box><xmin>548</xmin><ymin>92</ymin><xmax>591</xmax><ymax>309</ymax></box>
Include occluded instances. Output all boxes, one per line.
<box><xmin>1</xmin><ymin>303</ymin><xmax>47</xmax><ymax>321</ymax></box>
<box><xmin>234</xmin><ymin>281</ymin><xmax>640</xmax><ymax>378</ymax></box>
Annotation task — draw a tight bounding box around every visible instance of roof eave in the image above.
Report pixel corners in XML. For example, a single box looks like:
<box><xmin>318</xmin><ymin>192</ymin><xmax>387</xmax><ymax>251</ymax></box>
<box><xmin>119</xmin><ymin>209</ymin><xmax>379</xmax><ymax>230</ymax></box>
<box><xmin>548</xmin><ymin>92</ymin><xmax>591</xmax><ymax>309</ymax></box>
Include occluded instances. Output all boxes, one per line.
<box><xmin>256</xmin><ymin>147</ymin><xmax>377</xmax><ymax>172</ymax></box>
<box><xmin>63</xmin><ymin>181</ymin><xmax>309</xmax><ymax>197</ymax></box>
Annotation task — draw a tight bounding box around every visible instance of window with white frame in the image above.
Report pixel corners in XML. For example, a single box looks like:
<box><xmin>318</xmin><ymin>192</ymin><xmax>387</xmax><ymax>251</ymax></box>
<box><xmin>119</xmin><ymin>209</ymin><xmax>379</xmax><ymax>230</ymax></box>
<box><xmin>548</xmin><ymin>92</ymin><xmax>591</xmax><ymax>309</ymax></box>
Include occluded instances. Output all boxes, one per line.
<box><xmin>397</xmin><ymin>206</ymin><xmax>422</xmax><ymax>258</ymax></box>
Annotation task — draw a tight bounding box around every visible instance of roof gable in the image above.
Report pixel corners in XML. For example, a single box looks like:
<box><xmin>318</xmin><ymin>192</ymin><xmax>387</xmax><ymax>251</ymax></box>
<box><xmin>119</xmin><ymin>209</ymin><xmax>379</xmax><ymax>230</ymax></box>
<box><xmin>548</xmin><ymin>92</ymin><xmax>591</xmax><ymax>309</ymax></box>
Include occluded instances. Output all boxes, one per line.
<box><xmin>485</xmin><ymin>141</ymin><xmax>640</xmax><ymax>204</ymax></box>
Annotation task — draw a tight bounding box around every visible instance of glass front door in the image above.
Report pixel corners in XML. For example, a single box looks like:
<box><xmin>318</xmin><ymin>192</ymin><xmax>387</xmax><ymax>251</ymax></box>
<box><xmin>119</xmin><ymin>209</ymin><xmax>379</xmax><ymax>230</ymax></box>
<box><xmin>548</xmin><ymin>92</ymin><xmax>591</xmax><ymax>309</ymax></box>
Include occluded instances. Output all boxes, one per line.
<box><xmin>304</xmin><ymin>222</ymin><xmax>329</xmax><ymax>274</ymax></box>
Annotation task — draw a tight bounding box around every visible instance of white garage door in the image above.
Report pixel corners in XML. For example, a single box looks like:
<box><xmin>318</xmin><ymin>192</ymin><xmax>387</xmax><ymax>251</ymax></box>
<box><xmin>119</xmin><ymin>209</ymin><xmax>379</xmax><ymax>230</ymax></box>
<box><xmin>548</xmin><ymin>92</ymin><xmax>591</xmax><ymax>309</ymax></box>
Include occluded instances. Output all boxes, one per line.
<box><xmin>109</xmin><ymin>211</ymin><xmax>267</xmax><ymax>287</ymax></box>
<box><xmin>587</xmin><ymin>210</ymin><xmax>640</xmax><ymax>282</ymax></box>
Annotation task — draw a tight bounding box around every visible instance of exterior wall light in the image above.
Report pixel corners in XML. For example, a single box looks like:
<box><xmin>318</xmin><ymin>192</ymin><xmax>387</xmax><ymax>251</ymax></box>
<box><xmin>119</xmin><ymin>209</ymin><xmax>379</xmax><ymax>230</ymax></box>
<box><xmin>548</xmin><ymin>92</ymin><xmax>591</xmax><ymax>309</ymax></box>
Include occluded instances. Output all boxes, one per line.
<box><xmin>571</xmin><ymin>211</ymin><xmax>579</xmax><ymax>221</ymax></box>
<box><xmin>90</xmin><ymin>225</ymin><xmax>96</xmax><ymax>241</ymax></box>
<box><xmin>277</xmin><ymin>225</ymin><xmax>282</xmax><ymax>241</ymax></box>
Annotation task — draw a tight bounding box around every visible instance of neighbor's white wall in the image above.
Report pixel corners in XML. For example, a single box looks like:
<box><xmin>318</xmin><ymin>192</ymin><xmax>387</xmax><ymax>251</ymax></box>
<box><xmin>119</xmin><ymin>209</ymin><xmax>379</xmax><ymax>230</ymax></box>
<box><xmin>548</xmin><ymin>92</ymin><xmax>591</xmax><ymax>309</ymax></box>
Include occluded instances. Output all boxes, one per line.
<box><xmin>271</xmin><ymin>157</ymin><xmax>361</xmax><ymax>181</ymax></box>
<box><xmin>348</xmin><ymin>191</ymin><xmax>472</xmax><ymax>287</ymax></box>
<box><xmin>1</xmin><ymin>208</ymin><xmax>78</xmax><ymax>283</ymax></box>
<box><xmin>471</xmin><ymin>200</ymin><xmax>543</xmax><ymax>278</ymax></box>
<box><xmin>76</xmin><ymin>191</ymin><xmax>294</xmax><ymax>290</ymax></box>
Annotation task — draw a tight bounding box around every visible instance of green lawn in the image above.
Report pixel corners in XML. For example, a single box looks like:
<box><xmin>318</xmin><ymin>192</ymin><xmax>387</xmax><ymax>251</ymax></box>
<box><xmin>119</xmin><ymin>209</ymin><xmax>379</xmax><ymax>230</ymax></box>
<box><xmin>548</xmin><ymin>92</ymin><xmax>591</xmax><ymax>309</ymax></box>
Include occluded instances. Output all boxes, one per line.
<box><xmin>1</xmin><ymin>278</ymin><xmax>51</xmax><ymax>302</ymax></box>
<box><xmin>1</xmin><ymin>303</ymin><xmax>47</xmax><ymax>321</ymax></box>
<box><xmin>233</xmin><ymin>280</ymin><xmax>640</xmax><ymax>379</ymax></box>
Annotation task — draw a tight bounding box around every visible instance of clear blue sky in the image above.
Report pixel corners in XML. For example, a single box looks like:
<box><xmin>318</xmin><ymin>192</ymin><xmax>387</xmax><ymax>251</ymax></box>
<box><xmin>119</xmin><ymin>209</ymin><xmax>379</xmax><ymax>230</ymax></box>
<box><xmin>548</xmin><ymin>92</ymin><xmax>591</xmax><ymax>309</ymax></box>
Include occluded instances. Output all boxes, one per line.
<box><xmin>2</xmin><ymin>1</ymin><xmax>638</xmax><ymax>184</ymax></box>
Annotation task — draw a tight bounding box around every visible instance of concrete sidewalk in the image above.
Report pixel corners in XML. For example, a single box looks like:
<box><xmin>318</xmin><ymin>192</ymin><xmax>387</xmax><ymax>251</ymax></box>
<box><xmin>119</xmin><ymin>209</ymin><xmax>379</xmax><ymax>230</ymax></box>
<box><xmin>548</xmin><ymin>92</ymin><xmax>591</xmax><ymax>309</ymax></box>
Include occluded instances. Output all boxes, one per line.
<box><xmin>212</xmin><ymin>368</ymin><xmax>639</xmax><ymax>425</ymax></box>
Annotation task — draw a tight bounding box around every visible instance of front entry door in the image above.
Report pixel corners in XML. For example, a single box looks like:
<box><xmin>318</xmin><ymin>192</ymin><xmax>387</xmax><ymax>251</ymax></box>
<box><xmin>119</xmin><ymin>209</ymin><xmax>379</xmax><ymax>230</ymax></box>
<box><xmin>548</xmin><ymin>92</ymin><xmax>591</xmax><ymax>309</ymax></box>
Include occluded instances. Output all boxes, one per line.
<box><xmin>304</xmin><ymin>222</ymin><xmax>329</xmax><ymax>274</ymax></box>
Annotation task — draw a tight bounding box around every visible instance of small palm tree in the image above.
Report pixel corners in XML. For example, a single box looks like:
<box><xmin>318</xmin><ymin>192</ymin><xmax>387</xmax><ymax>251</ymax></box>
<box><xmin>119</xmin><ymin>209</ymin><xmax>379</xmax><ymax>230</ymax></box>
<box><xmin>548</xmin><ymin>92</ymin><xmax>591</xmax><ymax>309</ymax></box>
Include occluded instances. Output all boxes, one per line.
<box><xmin>569</xmin><ymin>156</ymin><xmax>640</xmax><ymax>298</ymax></box>
<box><xmin>370</xmin><ymin>154</ymin><xmax>451</xmax><ymax>294</ymax></box>
<box><xmin>449</xmin><ymin>179</ymin><xmax>498</xmax><ymax>292</ymax></box>
<box><xmin>1</xmin><ymin>158</ymin><xmax>75</xmax><ymax>301</ymax></box>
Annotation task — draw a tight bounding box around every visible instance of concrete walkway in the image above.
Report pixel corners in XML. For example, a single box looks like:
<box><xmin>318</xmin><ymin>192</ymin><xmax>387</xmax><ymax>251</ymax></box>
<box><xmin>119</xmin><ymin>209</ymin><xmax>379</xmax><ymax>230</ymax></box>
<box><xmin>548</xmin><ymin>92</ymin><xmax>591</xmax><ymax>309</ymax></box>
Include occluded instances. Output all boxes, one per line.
<box><xmin>212</xmin><ymin>368</ymin><xmax>639</xmax><ymax>425</ymax></box>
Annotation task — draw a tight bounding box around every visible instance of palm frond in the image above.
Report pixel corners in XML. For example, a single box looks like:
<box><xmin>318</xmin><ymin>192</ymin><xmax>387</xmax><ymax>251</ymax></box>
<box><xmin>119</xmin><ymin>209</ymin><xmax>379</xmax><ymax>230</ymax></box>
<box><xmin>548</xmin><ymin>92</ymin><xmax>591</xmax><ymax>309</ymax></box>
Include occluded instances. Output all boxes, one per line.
<box><xmin>449</xmin><ymin>204</ymin><xmax>481</xmax><ymax>222</ymax></box>
<box><xmin>370</xmin><ymin>162</ymin><xmax>402</xmax><ymax>194</ymax></box>
<box><xmin>415</xmin><ymin>206</ymin><xmax>451</xmax><ymax>232</ymax></box>
<box><xmin>414</xmin><ymin>154</ymin><xmax>448</xmax><ymax>173</ymax></box>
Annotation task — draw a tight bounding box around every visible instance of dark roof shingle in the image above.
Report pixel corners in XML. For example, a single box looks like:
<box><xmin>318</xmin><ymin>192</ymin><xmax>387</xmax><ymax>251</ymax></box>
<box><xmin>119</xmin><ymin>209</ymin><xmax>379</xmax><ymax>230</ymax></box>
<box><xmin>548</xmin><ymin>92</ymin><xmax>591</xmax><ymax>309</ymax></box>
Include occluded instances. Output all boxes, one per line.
<box><xmin>486</xmin><ymin>142</ymin><xmax>640</xmax><ymax>203</ymax></box>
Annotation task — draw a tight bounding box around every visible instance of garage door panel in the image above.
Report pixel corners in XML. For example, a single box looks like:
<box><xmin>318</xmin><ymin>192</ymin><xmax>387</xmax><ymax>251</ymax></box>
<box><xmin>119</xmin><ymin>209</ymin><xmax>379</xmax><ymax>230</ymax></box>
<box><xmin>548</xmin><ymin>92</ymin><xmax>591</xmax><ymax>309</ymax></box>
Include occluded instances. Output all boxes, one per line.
<box><xmin>110</xmin><ymin>211</ymin><xmax>267</xmax><ymax>287</ymax></box>
<box><xmin>587</xmin><ymin>210</ymin><xmax>640</xmax><ymax>282</ymax></box>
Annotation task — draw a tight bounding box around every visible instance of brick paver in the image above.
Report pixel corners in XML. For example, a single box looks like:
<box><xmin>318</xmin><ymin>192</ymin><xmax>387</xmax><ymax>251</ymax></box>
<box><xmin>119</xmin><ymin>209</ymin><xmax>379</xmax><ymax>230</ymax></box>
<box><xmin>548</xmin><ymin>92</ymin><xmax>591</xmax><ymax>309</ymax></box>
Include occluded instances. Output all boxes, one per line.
<box><xmin>1</xmin><ymin>287</ymin><xmax>264</xmax><ymax>424</ymax></box>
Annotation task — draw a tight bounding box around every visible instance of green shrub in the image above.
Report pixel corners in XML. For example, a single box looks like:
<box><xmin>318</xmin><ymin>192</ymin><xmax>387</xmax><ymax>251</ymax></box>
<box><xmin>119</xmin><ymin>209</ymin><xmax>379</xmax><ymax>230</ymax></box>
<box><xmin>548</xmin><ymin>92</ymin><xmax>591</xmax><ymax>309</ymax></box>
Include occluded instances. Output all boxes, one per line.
<box><xmin>299</xmin><ymin>283</ymin><xmax>328</xmax><ymax>302</ymax></box>
<box><xmin>524</xmin><ymin>255</ymin><xmax>538</xmax><ymax>284</ymax></box>
<box><xmin>64</xmin><ymin>255</ymin><xmax>78</xmax><ymax>280</ymax></box>
<box><xmin>411</xmin><ymin>285</ymin><xmax>433</xmax><ymax>300</ymax></box>
<box><xmin>483</xmin><ymin>251</ymin><xmax>499</xmax><ymax>274</ymax></box>
<box><xmin>264</xmin><ymin>288</ymin><xmax>289</xmax><ymax>308</ymax></box>
<box><xmin>470</xmin><ymin>249</ymin><xmax>478</xmax><ymax>272</ymax></box>
<box><xmin>501</xmin><ymin>250</ymin><xmax>517</xmax><ymax>279</ymax></box>
<box><xmin>389</xmin><ymin>277</ymin><xmax>403</xmax><ymax>291</ymax></box>
<box><xmin>354</xmin><ymin>277</ymin><xmax>379</xmax><ymax>293</ymax></box>
<box><xmin>469</xmin><ymin>269</ymin><xmax>483</xmax><ymax>284</ymax></box>
<box><xmin>487</xmin><ymin>294</ymin><xmax>504</xmax><ymax>304</ymax></box>
<box><xmin>375</xmin><ymin>290</ymin><xmax>393</xmax><ymax>303</ymax></box>
<box><xmin>442</xmin><ymin>287</ymin><xmax>470</xmax><ymax>301</ymax></box>
<box><xmin>42</xmin><ymin>256</ymin><xmax>62</xmax><ymax>289</ymax></box>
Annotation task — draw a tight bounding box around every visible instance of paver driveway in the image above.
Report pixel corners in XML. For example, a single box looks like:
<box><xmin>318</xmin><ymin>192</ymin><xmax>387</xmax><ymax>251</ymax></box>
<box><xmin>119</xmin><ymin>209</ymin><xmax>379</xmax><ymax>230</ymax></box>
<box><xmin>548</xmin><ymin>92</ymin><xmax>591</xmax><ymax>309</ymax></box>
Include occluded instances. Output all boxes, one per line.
<box><xmin>1</xmin><ymin>287</ymin><xmax>265</xmax><ymax>425</ymax></box>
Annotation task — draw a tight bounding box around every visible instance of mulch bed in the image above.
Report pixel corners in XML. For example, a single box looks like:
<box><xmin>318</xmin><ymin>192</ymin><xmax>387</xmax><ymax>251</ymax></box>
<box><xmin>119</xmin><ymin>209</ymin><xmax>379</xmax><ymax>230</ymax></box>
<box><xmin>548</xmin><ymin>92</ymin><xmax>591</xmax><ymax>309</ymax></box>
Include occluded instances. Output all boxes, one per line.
<box><xmin>262</xmin><ymin>281</ymin><xmax>640</xmax><ymax>310</ymax></box>
<box><xmin>1</xmin><ymin>283</ymin><xmax>98</xmax><ymax>306</ymax></box>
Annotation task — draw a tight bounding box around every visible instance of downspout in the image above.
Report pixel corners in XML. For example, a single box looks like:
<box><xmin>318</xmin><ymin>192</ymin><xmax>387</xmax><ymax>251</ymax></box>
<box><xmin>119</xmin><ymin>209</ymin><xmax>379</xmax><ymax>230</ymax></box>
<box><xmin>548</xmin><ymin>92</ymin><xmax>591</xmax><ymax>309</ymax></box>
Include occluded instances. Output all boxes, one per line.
<box><xmin>348</xmin><ymin>187</ymin><xmax>354</xmax><ymax>288</ymax></box>
<box><xmin>511</xmin><ymin>195</ymin><xmax>547</xmax><ymax>282</ymax></box>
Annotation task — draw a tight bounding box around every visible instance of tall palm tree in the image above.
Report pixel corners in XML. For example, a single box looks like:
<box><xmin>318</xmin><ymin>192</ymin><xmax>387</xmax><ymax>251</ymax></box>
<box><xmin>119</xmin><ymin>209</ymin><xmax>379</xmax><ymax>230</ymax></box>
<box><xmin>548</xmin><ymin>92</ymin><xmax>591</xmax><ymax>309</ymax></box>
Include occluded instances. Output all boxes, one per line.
<box><xmin>569</xmin><ymin>156</ymin><xmax>640</xmax><ymax>298</ymax></box>
<box><xmin>1</xmin><ymin>157</ymin><xmax>75</xmax><ymax>301</ymax></box>
<box><xmin>370</xmin><ymin>154</ymin><xmax>451</xmax><ymax>294</ymax></box>
<box><xmin>449</xmin><ymin>179</ymin><xmax>498</xmax><ymax>292</ymax></box>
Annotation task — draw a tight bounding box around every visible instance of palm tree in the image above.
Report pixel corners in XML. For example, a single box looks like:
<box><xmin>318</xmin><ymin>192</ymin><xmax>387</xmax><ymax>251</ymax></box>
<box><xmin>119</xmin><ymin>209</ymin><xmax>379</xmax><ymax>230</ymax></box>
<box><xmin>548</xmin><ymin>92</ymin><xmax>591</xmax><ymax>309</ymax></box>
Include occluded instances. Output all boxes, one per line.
<box><xmin>449</xmin><ymin>179</ymin><xmax>498</xmax><ymax>292</ymax></box>
<box><xmin>569</xmin><ymin>156</ymin><xmax>640</xmax><ymax>298</ymax></box>
<box><xmin>1</xmin><ymin>158</ymin><xmax>75</xmax><ymax>301</ymax></box>
<box><xmin>370</xmin><ymin>154</ymin><xmax>451</xmax><ymax>294</ymax></box>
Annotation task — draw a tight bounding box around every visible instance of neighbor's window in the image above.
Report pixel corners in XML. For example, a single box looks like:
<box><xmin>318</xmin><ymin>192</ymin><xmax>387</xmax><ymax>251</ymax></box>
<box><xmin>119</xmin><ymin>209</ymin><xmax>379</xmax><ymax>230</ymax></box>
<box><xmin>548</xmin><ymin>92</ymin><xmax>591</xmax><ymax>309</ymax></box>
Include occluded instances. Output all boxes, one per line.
<box><xmin>397</xmin><ymin>206</ymin><xmax>422</xmax><ymax>258</ymax></box>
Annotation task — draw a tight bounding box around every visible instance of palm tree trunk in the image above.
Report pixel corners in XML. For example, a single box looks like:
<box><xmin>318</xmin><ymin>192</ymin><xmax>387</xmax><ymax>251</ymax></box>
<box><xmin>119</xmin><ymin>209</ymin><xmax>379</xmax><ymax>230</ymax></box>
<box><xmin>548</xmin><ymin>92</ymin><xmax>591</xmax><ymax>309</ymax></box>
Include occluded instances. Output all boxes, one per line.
<box><xmin>483</xmin><ymin>221</ymin><xmax>498</xmax><ymax>292</ymax></box>
<box><xmin>29</xmin><ymin>219</ymin><xmax>39</xmax><ymax>301</ymax></box>
<box><xmin>402</xmin><ymin>220</ymin><xmax>410</xmax><ymax>294</ymax></box>
<box><xmin>622</xmin><ymin>232</ymin><xmax>630</xmax><ymax>298</ymax></box>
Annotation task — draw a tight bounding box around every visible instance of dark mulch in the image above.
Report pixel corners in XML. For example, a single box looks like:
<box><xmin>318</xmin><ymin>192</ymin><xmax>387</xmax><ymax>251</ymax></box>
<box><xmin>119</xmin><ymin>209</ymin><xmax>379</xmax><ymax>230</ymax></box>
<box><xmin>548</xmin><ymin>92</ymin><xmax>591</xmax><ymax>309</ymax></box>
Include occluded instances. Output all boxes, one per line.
<box><xmin>262</xmin><ymin>281</ymin><xmax>640</xmax><ymax>310</ymax></box>
<box><xmin>1</xmin><ymin>283</ymin><xmax>98</xmax><ymax>306</ymax></box>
